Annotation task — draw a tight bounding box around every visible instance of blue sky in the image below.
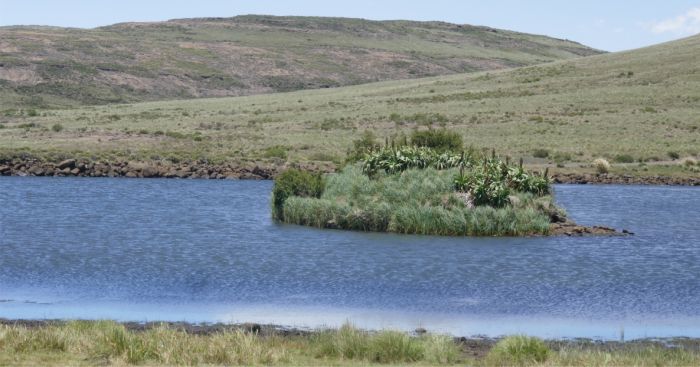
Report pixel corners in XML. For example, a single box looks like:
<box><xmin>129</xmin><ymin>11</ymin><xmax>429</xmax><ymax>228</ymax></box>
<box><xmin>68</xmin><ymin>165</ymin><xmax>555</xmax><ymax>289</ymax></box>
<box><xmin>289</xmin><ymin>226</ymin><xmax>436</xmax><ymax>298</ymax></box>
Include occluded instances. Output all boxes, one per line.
<box><xmin>1</xmin><ymin>0</ymin><xmax>699</xmax><ymax>51</ymax></box>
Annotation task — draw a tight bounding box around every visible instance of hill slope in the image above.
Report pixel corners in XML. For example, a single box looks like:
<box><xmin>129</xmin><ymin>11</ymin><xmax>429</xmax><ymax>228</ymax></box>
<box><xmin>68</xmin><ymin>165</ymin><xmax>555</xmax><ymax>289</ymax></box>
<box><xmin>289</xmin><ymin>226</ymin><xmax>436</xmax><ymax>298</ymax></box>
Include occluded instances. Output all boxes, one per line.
<box><xmin>0</xmin><ymin>34</ymin><xmax>697</xmax><ymax>179</ymax></box>
<box><xmin>0</xmin><ymin>15</ymin><xmax>600</xmax><ymax>108</ymax></box>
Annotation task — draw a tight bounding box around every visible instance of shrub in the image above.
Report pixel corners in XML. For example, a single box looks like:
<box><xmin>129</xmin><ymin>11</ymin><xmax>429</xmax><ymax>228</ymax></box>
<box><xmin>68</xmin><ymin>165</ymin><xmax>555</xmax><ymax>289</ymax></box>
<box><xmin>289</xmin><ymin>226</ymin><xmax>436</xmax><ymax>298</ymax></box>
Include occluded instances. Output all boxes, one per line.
<box><xmin>370</xmin><ymin>331</ymin><xmax>423</xmax><ymax>363</ymax></box>
<box><xmin>681</xmin><ymin>157</ymin><xmax>697</xmax><ymax>166</ymax></box>
<box><xmin>362</xmin><ymin>146</ymin><xmax>468</xmax><ymax>176</ymax></box>
<box><xmin>668</xmin><ymin>151</ymin><xmax>680</xmax><ymax>160</ymax></box>
<box><xmin>51</xmin><ymin>124</ymin><xmax>64</xmax><ymax>132</ymax></box>
<box><xmin>454</xmin><ymin>159</ymin><xmax>550</xmax><ymax>206</ymax></box>
<box><xmin>553</xmin><ymin>151</ymin><xmax>572</xmax><ymax>164</ymax></box>
<box><xmin>165</xmin><ymin>131</ymin><xmax>187</xmax><ymax>139</ymax></box>
<box><xmin>346</xmin><ymin>130</ymin><xmax>380</xmax><ymax>162</ymax></box>
<box><xmin>593</xmin><ymin>158</ymin><xmax>610</xmax><ymax>174</ymax></box>
<box><xmin>533</xmin><ymin>148</ymin><xmax>550</xmax><ymax>158</ymax></box>
<box><xmin>271</xmin><ymin>169</ymin><xmax>325</xmax><ymax>220</ymax></box>
<box><xmin>487</xmin><ymin>335</ymin><xmax>550</xmax><ymax>366</ymax></box>
<box><xmin>263</xmin><ymin>145</ymin><xmax>288</xmax><ymax>159</ymax></box>
<box><xmin>614</xmin><ymin>154</ymin><xmax>635</xmax><ymax>163</ymax></box>
<box><xmin>410</xmin><ymin>129</ymin><xmax>463</xmax><ymax>152</ymax></box>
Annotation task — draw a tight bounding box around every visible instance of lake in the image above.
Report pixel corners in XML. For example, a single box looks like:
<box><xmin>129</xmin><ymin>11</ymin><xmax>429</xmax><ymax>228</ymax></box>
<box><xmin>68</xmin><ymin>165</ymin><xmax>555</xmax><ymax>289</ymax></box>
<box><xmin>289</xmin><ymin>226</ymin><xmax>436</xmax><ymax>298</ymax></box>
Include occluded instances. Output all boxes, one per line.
<box><xmin>1</xmin><ymin>177</ymin><xmax>699</xmax><ymax>340</ymax></box>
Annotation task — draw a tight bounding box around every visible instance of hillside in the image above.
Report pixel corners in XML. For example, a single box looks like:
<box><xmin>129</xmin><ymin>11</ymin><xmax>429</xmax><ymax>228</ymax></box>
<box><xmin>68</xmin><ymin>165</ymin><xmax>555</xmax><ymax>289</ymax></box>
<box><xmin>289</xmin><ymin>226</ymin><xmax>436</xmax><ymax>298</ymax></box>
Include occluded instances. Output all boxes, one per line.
<box><xmin>0</xmin><ymin>34</ymin><xmax>698</xmax><ymax>179</ymax></box>
<box><xmin>0</xmin><ymin>15</ymin><xmax>601</xmax><ymax>108</ymax></box>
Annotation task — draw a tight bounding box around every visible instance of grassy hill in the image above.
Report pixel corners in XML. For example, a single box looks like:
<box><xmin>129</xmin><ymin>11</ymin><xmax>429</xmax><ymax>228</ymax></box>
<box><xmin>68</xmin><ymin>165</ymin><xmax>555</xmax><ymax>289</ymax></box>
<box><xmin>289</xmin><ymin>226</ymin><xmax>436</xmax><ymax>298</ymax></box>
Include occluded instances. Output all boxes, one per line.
<box><xmin>0</xmin><ymin>33</ymin><xmax>698</xmax><ymax>178</ymax></box>
<box><xmin>0</xmin><ymin>15</ymin><xmax>601</xmax><ymax>109</ymax></box>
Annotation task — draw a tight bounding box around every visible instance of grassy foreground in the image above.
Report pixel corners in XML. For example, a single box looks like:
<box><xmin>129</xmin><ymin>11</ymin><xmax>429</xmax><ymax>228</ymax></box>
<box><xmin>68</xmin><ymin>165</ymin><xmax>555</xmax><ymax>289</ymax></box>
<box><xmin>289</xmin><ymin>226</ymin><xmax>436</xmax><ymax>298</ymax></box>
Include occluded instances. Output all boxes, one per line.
<box><xmin>2</xmin><ymin>321</ymin><xmax>700</xmax><ymax>366</ymax></box>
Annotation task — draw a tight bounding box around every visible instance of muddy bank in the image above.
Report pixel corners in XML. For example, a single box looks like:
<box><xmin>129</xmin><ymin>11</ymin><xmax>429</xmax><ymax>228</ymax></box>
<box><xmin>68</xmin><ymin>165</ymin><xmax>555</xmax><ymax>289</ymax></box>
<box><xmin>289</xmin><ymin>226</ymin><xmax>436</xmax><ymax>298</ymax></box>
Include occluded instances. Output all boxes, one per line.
<box><xmin>551</xmin><ymin>172</ymin><xmax>700</xmax><ymax>186</ymax></box>
<box><xmin>0</xmin><ymin>158</ymin><xmax>334</xmax><ymax>180</ymax></box>
<box><xmin>1</xmin><ymin>158</ymin><xmax>697</xmax><ymax>186</ymax></box>
<box><xmin>549</xmin><ymin>222</ymin><xmax>626</xmax><ymax>237</ymax></box>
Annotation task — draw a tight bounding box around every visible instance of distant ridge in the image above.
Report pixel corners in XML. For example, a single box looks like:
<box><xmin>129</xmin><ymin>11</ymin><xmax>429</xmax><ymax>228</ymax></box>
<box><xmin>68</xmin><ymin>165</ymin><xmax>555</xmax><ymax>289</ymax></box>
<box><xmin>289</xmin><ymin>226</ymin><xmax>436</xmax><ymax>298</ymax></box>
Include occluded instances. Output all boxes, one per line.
<box><xmin>0</xmin><ymin>15</ymin><xmax>601</xmax><ymax>108</ymax></box>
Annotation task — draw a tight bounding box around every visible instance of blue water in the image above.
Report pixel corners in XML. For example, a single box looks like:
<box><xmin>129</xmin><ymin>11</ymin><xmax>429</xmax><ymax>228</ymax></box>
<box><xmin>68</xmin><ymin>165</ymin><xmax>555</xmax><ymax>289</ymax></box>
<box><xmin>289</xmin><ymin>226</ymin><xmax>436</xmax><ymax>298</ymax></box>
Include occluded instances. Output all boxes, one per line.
<box><xmin>1</xmin><ymin>177</ymin><xmax>699</xmax><ymax>339</ymax></box>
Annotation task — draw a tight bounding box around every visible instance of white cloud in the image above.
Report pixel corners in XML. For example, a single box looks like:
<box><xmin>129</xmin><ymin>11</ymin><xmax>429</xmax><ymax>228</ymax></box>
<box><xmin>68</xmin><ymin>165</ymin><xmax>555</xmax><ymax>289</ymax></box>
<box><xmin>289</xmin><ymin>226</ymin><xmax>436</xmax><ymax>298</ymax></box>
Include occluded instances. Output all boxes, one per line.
<box><xmin>650</xmin><ymin>7</ymin><xmax>700</xmax><ymax>35</ymax></box>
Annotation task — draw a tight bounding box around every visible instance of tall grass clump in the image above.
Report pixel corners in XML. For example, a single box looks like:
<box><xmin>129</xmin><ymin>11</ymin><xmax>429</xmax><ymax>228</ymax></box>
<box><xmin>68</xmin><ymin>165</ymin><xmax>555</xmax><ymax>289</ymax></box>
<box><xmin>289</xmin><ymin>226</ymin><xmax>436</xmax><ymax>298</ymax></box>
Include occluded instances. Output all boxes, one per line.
<box><xmin>410</xmin><ymin>128</ymin><xmax>463</xmax><ymax>152</ymax></box>
<box><xmin>681</xmin><ymin>156</ymin><xmax>697</xmax><ymax>166</ymax></box>
<box><xmin>310</xmin><ymin>323</ymin><xmax>457</xmax><ymax>364</ymax></box>
<box><xmin>593</xmin><ymin>158</ymin><xmax>611</xmax><ymax>173</ymax></box>
<box><xmin>486</xmin><ymin>335</ymin><xmax>550</xmax><ymax>366</ymax></box>
<box><xmin>271</xmin><ymin>168</ymin><xmax>325</xmax><ymax>220</ymax></box>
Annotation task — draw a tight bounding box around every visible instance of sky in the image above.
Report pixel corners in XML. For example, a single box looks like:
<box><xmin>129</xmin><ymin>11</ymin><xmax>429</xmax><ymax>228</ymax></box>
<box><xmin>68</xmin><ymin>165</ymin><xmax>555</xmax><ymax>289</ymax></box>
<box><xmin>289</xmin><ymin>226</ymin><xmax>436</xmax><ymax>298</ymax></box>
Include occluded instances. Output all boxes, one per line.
<box><xmin>1</xmin><ymin>1</ymin><xmax>699</xmax><ymax>51</ymax></box>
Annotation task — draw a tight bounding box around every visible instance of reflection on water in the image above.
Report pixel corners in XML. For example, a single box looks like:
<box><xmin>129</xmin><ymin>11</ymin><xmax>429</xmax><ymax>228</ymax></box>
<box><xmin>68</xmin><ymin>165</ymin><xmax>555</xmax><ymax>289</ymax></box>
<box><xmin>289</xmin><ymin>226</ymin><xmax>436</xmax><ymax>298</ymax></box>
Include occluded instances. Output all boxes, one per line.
<box><xmin>0</xmin><ymin>177</ymin><xmax>699</xmax><ymax>339</ymax></box>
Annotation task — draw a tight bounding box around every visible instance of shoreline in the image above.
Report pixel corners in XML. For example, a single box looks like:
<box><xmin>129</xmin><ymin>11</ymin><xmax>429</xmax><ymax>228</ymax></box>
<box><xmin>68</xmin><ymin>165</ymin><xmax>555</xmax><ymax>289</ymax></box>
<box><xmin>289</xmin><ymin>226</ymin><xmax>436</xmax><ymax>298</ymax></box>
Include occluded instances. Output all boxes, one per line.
<box><xmin>1</xmin><ymin>158</ymin><xmax>698</xmax><ymax>186</ymax></box>
<box><xmin>2</xmin><ymin>318</ymin><xmax>699</xmax><ymax>358</ymax></box>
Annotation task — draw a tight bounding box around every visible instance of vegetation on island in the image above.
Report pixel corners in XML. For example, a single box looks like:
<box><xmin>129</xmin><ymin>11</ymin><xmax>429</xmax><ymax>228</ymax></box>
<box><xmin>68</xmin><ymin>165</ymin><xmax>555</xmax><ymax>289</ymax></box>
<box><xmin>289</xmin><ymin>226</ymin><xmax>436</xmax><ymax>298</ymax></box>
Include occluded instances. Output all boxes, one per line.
<box><xmin>2</xmin><ymin>321</ymin><xmax>700</xmax><ymax>366</ymax></box>
<box><xmin>272</xmin><ymin>129</ymin><xmax>562</xmax><ymax>236</ymax></box>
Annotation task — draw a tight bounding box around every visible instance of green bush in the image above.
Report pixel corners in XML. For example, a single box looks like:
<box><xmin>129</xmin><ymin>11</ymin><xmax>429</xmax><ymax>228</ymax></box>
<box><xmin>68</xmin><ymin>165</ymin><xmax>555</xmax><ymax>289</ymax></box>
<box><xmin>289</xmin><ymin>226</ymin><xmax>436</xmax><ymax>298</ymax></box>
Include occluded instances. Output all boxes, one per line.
<box><xmin>51</xmin><ymin>124</ymin><xmax>64</xmax><ymax>132</ymax></box>
<box><xmin>410</xmin><ymin>129</ymin><xmax>463</xmax><ymax>152</ymax></box>
<box><xmin>668</xmin><ymin>151</ymin><xmax>680</xmax><ymax>160</ymax></box>
<box><xmin>362</xmin><ymin>146</ymin><xmax>468</xmax><ymax>176</ymax></box>
<box><xmin>271</xmin><ymin>169</ymin><xmax>325</xmax><ymax>220</ymax></box>
<box><xmin>487</xmin><ymin>335</ymin><xmax>550</xmax><ymax>366</ymax></box>
<box><xmin>346</xmin><ymin>130</ymin><xmax>380</xmax><ymax>162</ymax></box>
<box><xmin>454</xmin><ymin>159</ymin><xmax>550</xmax><ymax>207</ymax></box>
<box><xmin>263</xmin><ymin>145</ymin><xmax>288</xmax><ymax>159</ymax></box>
<box><xmin>614</xmin><ymin>154</ymin><xmax>635</xmax><ymax>163</ymax></box>
<box><xmin>533</xmin><ymin>148</ymin><xmax>550</xmax><ymax>158</ymax></box>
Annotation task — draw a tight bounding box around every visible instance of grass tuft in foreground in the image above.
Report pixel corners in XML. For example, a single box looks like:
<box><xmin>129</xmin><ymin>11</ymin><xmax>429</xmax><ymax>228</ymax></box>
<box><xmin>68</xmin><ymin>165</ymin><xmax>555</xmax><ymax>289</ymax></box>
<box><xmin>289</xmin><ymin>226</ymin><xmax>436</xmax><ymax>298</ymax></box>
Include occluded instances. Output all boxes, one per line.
<box><xmin>486</xmin><ymin>335</ymin><xmax>550</xmax><ymax>366</ymax></box>
<box><xmin>3</xmin><ymin>321</ymin><xmax>700</xmax><ymax>366</ymax></box>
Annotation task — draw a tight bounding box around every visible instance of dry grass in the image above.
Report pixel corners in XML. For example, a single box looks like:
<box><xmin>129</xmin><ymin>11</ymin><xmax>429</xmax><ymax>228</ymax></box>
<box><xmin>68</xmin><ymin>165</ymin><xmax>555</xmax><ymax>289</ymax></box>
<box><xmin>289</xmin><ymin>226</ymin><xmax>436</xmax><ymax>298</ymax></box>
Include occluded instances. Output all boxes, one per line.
<box><xmin>2</xmin><ymin>322</ymin><xmax>700</xmax><ymax>366</ymax></box>
<box><xmin>0</xmin><ymin>34</ymin><xmax>698</xmax><ymax>178</ymax></box>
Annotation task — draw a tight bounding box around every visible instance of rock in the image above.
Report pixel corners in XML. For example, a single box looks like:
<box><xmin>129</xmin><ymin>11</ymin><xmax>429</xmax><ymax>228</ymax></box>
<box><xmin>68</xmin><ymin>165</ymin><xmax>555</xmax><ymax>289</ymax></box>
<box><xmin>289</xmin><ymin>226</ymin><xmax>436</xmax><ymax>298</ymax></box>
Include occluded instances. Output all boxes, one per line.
<box><xmin>0</xmin><ymin>165</ymin><xmax>9</xmax><ymax>174</ymax></box>
<box><xmin>28</xmin><ymin>166</ymin><xmax>44</xmax><ymax>176</ymax></box>
<box><xmin>125</xmin><ymin>171</ymin><xmax>138</xmax><ymax>178</ymax></box>
<box><xmin>57</xmin><ymin>159</ymin><xmax>76</xmax><ymax>169</ymax></box>
<box><xmin>127</xmin><ymin>161</ymin><xmax>147</xmax><ymax>171</ymax></box>
<box><xmin>241</xmin><ymin>323</ymin><xmax>261</xmax><ymax>333</ymax></box>
<box><xmin>141</xmin><ymin>165</ymin><xmax>159</xmax><ymax>178</ymax></box>
<box><xmin>70</xmin><ymin>168</ymin><xmax>81</xmax><ymax>175</ymax></box>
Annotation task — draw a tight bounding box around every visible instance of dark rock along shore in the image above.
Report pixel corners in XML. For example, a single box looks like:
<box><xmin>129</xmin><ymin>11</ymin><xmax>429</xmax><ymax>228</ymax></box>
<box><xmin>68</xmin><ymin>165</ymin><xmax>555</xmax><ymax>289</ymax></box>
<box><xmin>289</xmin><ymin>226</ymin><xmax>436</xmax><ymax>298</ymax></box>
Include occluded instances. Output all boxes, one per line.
<box><xmin>0</xmin><ymin>158</ymin><xmax>333</xmax><ymax>180</ymax></box>
<box><xmin>1</xmin><ymin>158</ymin><xmax>698</xmax><ymax>185</ymax></box>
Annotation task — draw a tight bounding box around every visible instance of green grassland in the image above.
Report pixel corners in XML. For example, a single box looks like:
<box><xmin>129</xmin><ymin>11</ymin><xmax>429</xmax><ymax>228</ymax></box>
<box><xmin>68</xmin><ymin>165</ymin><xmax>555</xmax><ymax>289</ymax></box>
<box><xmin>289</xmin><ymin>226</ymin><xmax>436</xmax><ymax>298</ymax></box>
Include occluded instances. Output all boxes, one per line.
<box><xmin>0</xmin><ymin>15</ymin><xmax>599</xmax><ymax>108</ymax></box>
<box><xmin>0</xmin><ymin>34</ymin><xmax>698</xmax><ymax>177</ymax></box>
<box><xmin>2</xmin><ymin>321</ymin><xmax>700</xmax><ymax>366</ymax></box>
